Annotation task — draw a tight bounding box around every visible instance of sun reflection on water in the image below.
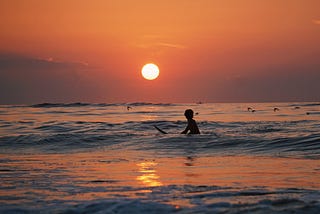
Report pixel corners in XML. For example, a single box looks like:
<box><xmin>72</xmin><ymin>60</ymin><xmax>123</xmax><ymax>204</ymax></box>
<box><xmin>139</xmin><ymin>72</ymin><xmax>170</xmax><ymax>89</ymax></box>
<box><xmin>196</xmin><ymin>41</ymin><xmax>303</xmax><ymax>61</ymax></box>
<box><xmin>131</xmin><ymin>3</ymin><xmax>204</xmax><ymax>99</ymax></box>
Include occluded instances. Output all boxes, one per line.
<box><xmin>136</xmin><ymin>161</ymin><xmax>162</xmax><ymax>187</ymax></box>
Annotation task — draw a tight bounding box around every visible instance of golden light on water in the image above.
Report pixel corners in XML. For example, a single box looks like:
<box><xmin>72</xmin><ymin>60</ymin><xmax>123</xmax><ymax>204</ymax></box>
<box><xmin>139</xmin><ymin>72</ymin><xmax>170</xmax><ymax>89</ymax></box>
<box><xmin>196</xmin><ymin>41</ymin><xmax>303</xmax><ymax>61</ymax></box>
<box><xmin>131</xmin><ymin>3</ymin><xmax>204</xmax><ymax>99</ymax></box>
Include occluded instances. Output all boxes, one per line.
<box><xmin>136</xmin><ymin>161</ymin><xmax>162</xmax><ymax>187</ymax></box>
<box><xmin>1</xmin><ymin>151</ymin><xmax>320</xmax><ymax>209</ymax></box>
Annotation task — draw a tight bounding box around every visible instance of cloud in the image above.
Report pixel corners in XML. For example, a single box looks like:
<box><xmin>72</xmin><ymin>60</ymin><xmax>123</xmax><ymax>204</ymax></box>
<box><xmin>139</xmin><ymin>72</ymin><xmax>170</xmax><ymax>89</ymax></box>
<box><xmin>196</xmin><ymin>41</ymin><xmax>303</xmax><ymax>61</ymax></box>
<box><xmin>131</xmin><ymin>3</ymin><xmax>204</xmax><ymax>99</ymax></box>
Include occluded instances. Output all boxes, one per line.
<box><xmin>312</xmin><ymin>19</ymin><xmax>320</xmax><ymax>25</ymax></box>
<box><xmin>37</xmin><ymin>56</ymin><xmax>89</xmax><ymax>66</ymax></box>
<box><xmin>134</xmin><ymin>41</ymin><xmax>186</xmax><ymax>50</ymax></box>
<box><xmin>215</xmin><ymin>64</ymin><xmax>320</xmax><ymax>102</ymax></box>
<box><xmin>134</xmin><ymin>35</ymin><xmax>186</xmax><ymax>50</ymax></box>
<box><xmin>156</xmin><ymin>42</ymin><xmax>187</xmax><ymax>49</ymax></box>
<box><xmin>0</xmin><ymin>53</ymin><xmax>98</xmax><ymax>104</ymax></box>
<box><xmin>0</xmin><ymin>53</ymin><xmax>87</xmax><ymax>70</ymax></box>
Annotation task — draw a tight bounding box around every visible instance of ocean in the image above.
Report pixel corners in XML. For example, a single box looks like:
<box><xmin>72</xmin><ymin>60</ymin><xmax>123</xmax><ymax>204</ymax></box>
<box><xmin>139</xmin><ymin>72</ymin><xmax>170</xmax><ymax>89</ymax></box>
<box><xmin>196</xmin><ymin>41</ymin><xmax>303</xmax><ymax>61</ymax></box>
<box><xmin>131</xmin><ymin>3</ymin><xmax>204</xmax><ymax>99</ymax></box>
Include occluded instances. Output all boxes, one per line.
<box><xmin>0</xmin><ymin>102</ymin><xmax>319</xmax><ymax>213</ymax></box>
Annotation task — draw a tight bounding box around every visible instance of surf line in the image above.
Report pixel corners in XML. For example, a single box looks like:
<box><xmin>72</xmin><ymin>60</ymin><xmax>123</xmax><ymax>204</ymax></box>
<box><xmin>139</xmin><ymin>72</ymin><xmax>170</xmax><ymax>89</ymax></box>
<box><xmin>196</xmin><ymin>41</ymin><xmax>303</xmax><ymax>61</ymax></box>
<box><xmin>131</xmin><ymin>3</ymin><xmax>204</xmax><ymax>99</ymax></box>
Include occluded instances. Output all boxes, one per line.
<box><xmin>154</xmin><ymin>125</ymin><xmax>168</xmax><ymax>134</ymax></box>
<box><xmin>154</xmin><ymin>125</ymin><xmax>219</xmax><ymax>137</ymax></box>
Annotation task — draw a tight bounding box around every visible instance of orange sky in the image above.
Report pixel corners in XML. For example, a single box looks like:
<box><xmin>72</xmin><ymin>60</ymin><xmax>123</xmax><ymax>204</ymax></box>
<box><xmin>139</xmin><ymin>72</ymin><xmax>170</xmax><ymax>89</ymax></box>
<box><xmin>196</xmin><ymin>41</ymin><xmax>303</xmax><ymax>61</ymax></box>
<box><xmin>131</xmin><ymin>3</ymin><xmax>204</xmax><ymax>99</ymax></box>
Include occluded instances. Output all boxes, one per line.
<box><xmin>0</xmin><ymin>0</ymin><xmax>320</xmax><ymax>103</ymax></box>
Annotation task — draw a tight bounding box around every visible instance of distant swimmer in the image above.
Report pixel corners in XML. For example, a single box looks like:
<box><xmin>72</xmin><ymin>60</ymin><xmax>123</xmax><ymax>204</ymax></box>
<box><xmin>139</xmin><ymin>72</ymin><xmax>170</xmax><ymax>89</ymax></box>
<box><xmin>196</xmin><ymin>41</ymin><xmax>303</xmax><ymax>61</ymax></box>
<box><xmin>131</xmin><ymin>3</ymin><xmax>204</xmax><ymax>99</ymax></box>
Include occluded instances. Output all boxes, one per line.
<box><xmin>181</xmin><ymin>109</ymin><xmax>200</xmax><ymax>134</ymax></box>
<box><xmin>247</xmin><ymin>107</ymin><xmax>256</xmax><ymax>112</ymax></box>
<box><xmin>294</xmin><ymin>106</ymin><xmax>300</xmax><ymax>110</ymax></box>
<box><xmin>127</xmin><ymin>106</ymin><xmax>132</xmax><ymax>111</ymax></box>
<box><xmin>274</xmin><ymin>108</ymin><xmax>280</xmax><ymax>112</ymax></box>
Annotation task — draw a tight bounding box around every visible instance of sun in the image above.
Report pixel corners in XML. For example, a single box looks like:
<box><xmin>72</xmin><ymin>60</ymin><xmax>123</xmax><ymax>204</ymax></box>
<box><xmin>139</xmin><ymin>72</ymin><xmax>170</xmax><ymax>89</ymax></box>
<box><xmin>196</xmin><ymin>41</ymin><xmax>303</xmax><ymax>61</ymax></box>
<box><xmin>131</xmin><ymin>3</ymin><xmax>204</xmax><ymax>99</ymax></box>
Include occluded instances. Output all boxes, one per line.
<box><xmin>141</xmin><ymin>63</ymin><xmax>159</xmax><ymax>80</ymax></box>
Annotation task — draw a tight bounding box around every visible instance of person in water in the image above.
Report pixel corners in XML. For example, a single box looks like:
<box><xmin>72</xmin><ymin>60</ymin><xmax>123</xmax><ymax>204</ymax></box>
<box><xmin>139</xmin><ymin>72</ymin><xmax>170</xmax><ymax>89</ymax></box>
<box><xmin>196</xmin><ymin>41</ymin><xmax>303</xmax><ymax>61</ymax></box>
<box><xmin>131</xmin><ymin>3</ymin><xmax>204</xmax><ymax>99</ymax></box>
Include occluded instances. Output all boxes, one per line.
<box><xmin>181</xmin><ymin>109</ymin><xmax>200</xmax><ymax>134</ymax></box>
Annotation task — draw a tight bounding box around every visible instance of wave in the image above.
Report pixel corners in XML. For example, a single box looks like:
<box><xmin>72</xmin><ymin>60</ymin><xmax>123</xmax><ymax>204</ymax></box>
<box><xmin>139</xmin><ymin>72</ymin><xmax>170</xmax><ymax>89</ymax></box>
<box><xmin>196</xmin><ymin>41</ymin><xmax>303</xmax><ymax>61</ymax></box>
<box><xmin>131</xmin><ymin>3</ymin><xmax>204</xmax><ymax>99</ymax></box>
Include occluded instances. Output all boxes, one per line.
<box><xmin>30</xmin><ymin>102</ymin><xmax>108</xmax><ymax>108</ymax></box>
<box><xmin>306</xmin><ymin>111</ymin><xmax>320</xmax><ymax>115</ymax></box>
<box><xmin>28</xmin><ymin>102</ymin><xmax>176</xmax><ymax>108</ymax></box>
<box><xmin>127</xmin><ymin>102</ymin><xmax>175</xmax><ymax>106</ymax></box>
<box><xmin>1</xmin><ymin>118</ymin><xmax>319</xmax><ymax>158</ymax></box>
<box><xmin>144</xmin><ymin>133</ymin><xmax>320</xmax><ymax>159</ymax></box>
<box><xmin>0</xmin><ymin>186</ymin><xmax>319</xmax><ymax>213</ymax></box>
<box><xmin>0</xmin><ymin>132</ymin><xmax>137</xmax><ymax>154</ymax></box>
<box><xmin>290</xmin><ymin>102</ymin><xmax>320</xmax><ymax>107</ymax></box>
<box><xmin>1</xmin><ymin>130</ymin><xmax>319</xmax><ymax>159</ymax></box>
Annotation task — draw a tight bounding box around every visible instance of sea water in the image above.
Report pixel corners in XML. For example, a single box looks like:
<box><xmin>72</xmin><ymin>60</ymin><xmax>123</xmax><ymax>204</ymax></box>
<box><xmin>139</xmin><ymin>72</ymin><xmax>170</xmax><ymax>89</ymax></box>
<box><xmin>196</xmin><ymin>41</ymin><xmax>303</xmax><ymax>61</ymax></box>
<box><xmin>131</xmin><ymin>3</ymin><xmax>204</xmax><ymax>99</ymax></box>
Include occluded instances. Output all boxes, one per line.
<box><xmin>0</xmin><ymin>102</ymin><xmax>319</xmax><ymax>213</ymax></box>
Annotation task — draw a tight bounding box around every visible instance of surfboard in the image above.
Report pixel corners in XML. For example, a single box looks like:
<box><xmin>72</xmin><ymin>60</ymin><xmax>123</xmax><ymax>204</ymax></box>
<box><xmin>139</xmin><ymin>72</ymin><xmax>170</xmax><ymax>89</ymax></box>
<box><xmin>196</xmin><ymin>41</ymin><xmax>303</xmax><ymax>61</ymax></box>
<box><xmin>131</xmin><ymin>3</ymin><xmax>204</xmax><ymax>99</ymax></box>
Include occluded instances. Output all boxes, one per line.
<box><xmin>154</xmin><ymin>125</ymin><xmax>167</xmax><ymax>134</ymax></box>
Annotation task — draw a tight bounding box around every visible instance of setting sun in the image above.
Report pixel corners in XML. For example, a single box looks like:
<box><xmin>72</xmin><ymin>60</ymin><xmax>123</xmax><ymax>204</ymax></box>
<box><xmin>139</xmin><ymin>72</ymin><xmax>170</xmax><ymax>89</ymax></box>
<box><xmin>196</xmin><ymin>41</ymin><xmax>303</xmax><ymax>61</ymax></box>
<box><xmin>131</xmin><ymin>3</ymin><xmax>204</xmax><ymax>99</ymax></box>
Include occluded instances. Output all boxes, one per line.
<box><xmin>141</xmin><ymin>63</ymin><xmax>160</xmax><ymax>80</ymax></box>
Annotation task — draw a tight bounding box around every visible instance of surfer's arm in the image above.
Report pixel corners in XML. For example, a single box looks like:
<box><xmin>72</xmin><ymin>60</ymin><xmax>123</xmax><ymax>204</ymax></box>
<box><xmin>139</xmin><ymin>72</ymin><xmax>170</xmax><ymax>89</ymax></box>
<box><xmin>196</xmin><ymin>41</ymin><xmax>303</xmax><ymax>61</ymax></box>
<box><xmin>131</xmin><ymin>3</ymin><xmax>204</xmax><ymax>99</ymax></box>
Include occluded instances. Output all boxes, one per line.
<box><xmin>181</xmin><ymin>125</ymin><xmax>190</xmax><ymax>134</ymax></box>
<box><xmin>181</xmin><ymin>129</ymin><xmax>187</xmax><ymax>134</ymax></box>
<box><xmin>182</xmin><ymin>120</ymin><xmax>200</xmax><ymax>134</ymax></box>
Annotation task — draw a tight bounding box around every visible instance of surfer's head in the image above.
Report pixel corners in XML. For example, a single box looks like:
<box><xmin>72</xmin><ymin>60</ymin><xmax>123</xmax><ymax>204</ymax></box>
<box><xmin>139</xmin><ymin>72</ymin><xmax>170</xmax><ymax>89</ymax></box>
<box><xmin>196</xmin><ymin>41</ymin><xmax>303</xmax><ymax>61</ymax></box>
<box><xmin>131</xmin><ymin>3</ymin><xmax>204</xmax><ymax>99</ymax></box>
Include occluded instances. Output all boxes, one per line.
<box><xmin>184</xmin><ymin>109</ymin><xmax>194</xmax><ymax>119</ymax></box>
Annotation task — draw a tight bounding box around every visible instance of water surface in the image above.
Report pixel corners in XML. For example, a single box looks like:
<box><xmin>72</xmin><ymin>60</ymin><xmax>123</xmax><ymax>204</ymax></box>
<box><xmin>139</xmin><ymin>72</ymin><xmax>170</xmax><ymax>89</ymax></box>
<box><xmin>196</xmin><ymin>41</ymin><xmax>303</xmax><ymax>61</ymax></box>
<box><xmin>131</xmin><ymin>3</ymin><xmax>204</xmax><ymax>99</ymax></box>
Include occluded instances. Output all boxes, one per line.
<box><xmin>0</xmin><ymin>102</ymin><xmax>319</xmax><ymax>213</ymax></box>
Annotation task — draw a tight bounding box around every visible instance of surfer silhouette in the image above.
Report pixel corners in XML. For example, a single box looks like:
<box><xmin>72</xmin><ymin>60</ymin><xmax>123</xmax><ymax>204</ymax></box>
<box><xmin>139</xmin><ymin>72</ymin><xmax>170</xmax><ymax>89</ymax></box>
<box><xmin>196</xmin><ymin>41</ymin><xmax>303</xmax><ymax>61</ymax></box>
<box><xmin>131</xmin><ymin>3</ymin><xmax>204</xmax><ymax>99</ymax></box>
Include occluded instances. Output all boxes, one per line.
<box><xmin>181</xmin><ymin>109</ymin><xmax>200</xmax><ymax>134</ymax></box>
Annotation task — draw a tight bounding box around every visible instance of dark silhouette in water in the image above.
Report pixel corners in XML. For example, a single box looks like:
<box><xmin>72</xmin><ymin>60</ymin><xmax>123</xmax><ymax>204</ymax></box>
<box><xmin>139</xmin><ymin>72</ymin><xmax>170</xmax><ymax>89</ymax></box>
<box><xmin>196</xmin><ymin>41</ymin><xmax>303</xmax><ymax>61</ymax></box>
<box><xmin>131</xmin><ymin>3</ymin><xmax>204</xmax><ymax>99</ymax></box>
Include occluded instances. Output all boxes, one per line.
<box><xmin>274</xmin><ymin>107</ymin><xmax>280</xmax><ymax>112</ymax></box>
<box><xmin>154</xmin><ymin>109</ymin><xmax>200</xmax><ymax>134</ymax></box>
<box><xmin>248</xmin><ymin>107</ymin><xmax>256</xmax><ymax>113</ymax></box>
<box><xmin>181</xmin><ymin>109</ymin><xmax>200</xmax><ymax>134</ymax></box>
